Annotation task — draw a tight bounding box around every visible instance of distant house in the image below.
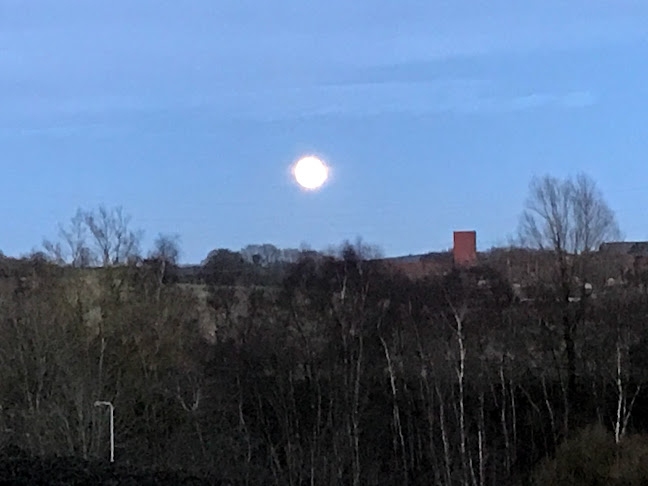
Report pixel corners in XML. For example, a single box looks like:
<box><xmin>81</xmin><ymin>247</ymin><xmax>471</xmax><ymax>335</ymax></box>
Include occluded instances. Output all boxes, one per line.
<box><xmin>599</xmin><ymin>241</ymin><xmax>648</xmax><ymax>256</ymax></box>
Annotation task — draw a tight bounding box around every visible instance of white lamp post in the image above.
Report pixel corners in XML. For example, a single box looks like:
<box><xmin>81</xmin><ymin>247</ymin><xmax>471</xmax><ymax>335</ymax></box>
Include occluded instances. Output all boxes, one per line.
<box><xmin>94</xmin><ymin>400</ymin><xmax>114</xmax><ymax>462</ymax></box>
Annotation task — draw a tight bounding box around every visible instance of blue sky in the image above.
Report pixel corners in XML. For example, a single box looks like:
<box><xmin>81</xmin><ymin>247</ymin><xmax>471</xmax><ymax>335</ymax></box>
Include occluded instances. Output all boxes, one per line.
<box><xmin>2</xmin><ymin>0</ymin><xmax>648</xmax><ymax>263</ymax></box>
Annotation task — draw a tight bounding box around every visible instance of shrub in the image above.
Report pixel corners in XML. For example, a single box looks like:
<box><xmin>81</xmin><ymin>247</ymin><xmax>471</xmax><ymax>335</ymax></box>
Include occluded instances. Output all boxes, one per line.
<box><xmin>533</xmin><ymin>424</ymin><xmax>648</xmax><ymax>486</ymax></box>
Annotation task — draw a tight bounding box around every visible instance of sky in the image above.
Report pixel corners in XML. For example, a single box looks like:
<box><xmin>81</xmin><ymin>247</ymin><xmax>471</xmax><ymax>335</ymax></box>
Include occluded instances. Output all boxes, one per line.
<box><xmin>2</xmin><ymin>0</ymin><xmax>648</xmax><ymax>263</ymax></box>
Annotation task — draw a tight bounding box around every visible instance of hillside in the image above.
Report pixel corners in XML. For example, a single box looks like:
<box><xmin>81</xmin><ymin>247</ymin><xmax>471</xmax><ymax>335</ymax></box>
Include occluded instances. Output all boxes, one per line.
<box><xmin>1</xmin><ymin>246</ymin><xmax>648</xmax><ymax>484</ymax></box>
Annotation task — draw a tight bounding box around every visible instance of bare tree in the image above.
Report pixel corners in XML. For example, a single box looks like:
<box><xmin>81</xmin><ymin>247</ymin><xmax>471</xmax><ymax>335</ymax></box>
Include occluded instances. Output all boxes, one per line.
<box><xmin>518</xmin><ymin>173</ymin><xmax>620</xmax><ymax>424</ymax></box>
<box><xmin>61</xmin><ymin>209</ymin><xmax>94</xmax><ymax>267</ymax></box>
<box><xmin>519</xmin><ymin>173</ymin><xmax>619</xmax><ymax>255</ymax></box>
<box><xmin>44</xmin><ymin>206</ymin><xmax>141</xmax><ymax>267</ymax></box>
<box><xmin>149</xmin><ymin>233</ymin><xmax>181</xmax><ymax>265</ymax></box>
<box><xmin>149</xmin><ymin>234</ymin><xmax>181</xmax><ymax>300</ymax></box>
<box><xmin>42</xmin><ymin>240</ymin><xmax>65</xmax><ymax>265</ymax></box>
<box><xmin>43</xmin><ymin>209</ymin><xmax>94</xmax><ymax>267</ymax></box>
<box><xmin>84</xmin><ymin>206</ymin><xmax>141</xmax><ymax>266</ymax></box>
<box><xmin>336</xmin><ymin>237</ymin><xmax>383</xmax><ymax>261</ymax></box>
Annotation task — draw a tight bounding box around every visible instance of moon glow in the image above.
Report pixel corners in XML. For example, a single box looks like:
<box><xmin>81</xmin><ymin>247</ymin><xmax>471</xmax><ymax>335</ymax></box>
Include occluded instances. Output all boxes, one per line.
<box><xmin>293</xmin><ymin>156</ymin><xmax>329</xmax><ymax>190</ymax></box>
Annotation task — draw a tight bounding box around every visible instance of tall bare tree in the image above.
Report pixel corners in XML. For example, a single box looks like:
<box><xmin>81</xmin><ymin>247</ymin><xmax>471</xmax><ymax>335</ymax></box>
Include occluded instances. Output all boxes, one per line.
<box><xmin>519</xmin><ymin>173</ymin><xmax>619</xmax><ymax>255</ymax></box>
<box><xmin>518</xmin><ymin>173</ymin><xmax>620</xmax><ymax>423</ymax></box>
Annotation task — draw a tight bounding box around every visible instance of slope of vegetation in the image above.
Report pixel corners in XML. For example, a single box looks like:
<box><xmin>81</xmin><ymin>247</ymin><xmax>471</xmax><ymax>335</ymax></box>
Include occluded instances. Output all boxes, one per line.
<box><xmin>1</xmin><ymin>174</ymin><xmax>646</xmax><ymax>484</ymax></box>
<box><xmin>1</xmin><ymin>246</ymin><xmax>648</xmax><ymax>485</ymax></box>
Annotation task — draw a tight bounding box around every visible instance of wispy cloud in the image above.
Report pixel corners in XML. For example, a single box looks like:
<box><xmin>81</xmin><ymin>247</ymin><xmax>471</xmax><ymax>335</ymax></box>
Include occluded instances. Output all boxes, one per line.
<box><xmin>477</xmin><ymin>90</ymin><xmax>598</xmax><ymax>114</ymax></box>
<box><xmin>0</xmin><ymin>80</ymin><xmax>598</xmax><ymax>135</ymax></box>
<box><xmin>212</xmin><ymin>82</ymin><xmax>598</xmax><ymax>121</ymax></box>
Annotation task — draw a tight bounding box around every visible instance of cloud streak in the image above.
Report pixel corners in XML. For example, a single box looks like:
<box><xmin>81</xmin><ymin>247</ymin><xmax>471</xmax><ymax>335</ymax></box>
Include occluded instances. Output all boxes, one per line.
<box><xmin>255</xmin><ymin>87</ymin><xmax>597</xmax><ymax>121</ymax></box>
<box><xmin>0</xmin><ymin>79</ymin><xmax>597</xmax><ymax>135</ymax></box>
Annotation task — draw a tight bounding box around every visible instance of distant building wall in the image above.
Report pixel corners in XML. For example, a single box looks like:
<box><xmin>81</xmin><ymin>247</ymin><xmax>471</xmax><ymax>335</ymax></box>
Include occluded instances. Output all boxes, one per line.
<box><xmin>453</xmin><ymin>231</ymin><xmax>477</xmax><ymax>266</ymax></box>
<box><xmin>599</xmin><ymin>241</ymin><xmax>648</xmax><ymax>256</ymax></box>
<box><xmin>382</xmin><ymin>252</ymin><xmax>453</xmax><ymax>278</ymax></box>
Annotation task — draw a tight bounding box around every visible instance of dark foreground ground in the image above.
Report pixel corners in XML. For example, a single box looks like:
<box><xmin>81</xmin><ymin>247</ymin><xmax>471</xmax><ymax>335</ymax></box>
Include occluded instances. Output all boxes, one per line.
<box><xmin>0</xmin><ymin>446</ymin><xmax>221</xmax><ymax>485</ymax></box>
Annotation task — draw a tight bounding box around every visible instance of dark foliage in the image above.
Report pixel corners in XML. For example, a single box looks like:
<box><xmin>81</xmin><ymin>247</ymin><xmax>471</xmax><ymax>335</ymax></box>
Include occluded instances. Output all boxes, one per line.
<box><xmin>1</xmin><ymin>246</ymin><xmax>647</xmax><ymax>485</ymax></box>
<box><xmin>0</xmin><ymin>446</ymin><xmax>215</xmax><ymax>485</ymax></box>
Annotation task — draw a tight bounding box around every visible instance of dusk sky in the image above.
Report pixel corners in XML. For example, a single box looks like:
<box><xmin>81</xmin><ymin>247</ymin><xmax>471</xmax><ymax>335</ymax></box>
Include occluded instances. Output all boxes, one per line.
<box><xmin>2</xmin><ymin>1</ymin><xmax>648</xmax><ymax>263</ymax></box>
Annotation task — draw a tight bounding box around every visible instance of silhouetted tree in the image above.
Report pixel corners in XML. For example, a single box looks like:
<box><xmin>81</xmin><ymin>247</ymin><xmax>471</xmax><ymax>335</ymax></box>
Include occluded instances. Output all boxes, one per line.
<box><xmin>518</xmin><ymin>173</ymin><xmax>620</xmax><ymax>425</ymax></box>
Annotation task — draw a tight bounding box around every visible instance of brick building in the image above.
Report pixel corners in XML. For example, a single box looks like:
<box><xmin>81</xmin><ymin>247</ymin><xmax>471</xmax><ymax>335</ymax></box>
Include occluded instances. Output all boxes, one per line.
<box><xmin>453</xmin><ymin>231</ymin><xmax>477</xmax><ymax>266</ymax></box>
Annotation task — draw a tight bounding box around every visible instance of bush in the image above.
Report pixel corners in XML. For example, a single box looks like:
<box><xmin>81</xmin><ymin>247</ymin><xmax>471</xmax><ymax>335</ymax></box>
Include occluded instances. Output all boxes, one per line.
<box><xmin>533</xmin><ymin>424</ymin><xmax>648</xmax><ymax>486</ymax></box>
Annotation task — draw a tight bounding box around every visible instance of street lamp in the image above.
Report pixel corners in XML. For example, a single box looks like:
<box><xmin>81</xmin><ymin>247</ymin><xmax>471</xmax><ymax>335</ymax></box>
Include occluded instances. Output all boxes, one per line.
<box><xmin>94</xmin><ymin>400</ymin><xmax>114</xmax><ymax>463</ymax></box>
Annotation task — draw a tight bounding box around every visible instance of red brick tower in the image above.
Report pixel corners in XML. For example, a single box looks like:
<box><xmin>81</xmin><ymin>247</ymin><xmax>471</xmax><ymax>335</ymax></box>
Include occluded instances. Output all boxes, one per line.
<box><xmin>453</xmin><ymin>231</ymin><xmax>477</xmax><ymax>266</ymax></box>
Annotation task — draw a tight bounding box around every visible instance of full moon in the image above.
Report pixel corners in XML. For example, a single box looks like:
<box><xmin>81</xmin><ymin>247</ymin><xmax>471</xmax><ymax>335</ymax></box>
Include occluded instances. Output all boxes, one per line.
<box><xmin>293</xmin><ymin>156</ymin><xmax>329</xmax><ymax>190</ymax></box>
